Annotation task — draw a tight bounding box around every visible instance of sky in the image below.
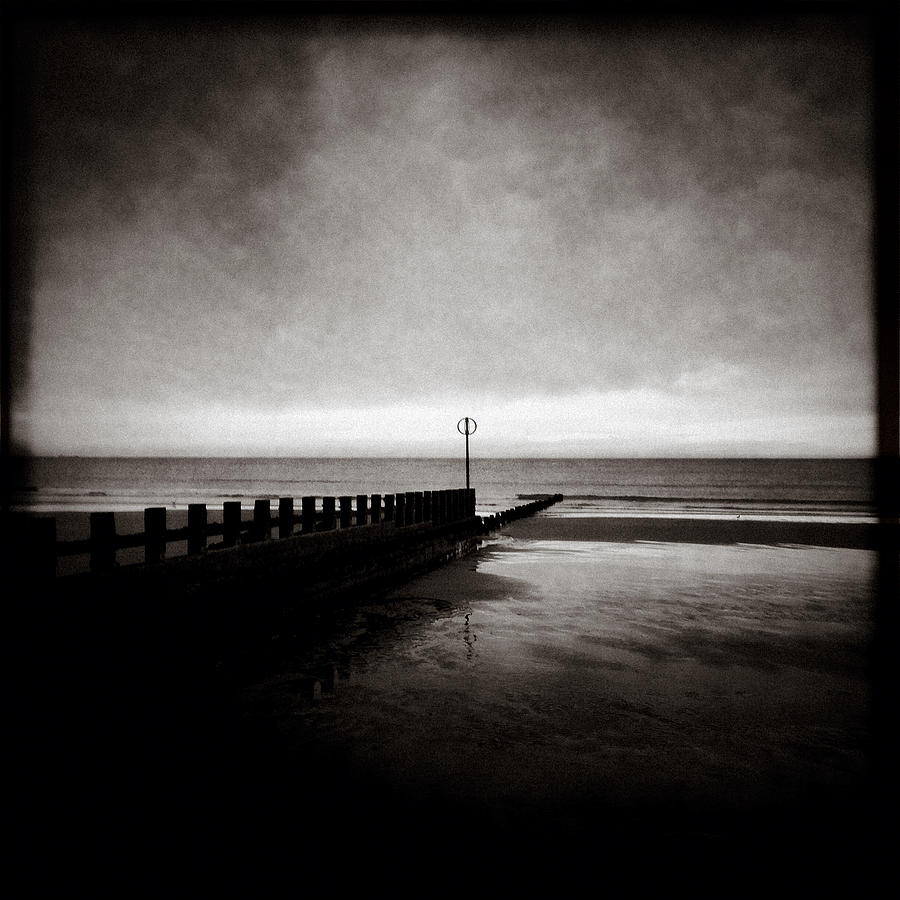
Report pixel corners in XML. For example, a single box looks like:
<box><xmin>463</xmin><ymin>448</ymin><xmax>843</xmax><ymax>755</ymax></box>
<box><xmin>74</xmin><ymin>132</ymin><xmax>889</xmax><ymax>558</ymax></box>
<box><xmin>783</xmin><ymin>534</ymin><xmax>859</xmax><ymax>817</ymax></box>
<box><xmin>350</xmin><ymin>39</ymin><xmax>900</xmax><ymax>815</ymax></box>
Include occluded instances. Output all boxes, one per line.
<box><xmin>8</xmin><ymin>9</ymin><xmax>878</xmax><ymax>457</ymax></box>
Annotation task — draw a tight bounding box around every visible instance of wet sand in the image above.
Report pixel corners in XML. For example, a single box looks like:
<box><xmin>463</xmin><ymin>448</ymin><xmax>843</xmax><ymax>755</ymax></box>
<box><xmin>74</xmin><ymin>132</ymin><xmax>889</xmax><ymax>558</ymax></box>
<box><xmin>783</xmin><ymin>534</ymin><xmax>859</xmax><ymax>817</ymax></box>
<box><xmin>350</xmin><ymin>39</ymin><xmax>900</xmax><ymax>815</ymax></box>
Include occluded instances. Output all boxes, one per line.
<box><xmin>9</xmin><ymin>514</ymin><xmax>890</xmax><ymax>895</ymax></box>
<box><xmin>231</xmin><ymin>522</ymin><xmax>882</xmax><ymax>892</ymax></box>
<box><xmin>505</xmin><ymin>513</ymin><xmax>882</xmax><ymax>548</ymax></box>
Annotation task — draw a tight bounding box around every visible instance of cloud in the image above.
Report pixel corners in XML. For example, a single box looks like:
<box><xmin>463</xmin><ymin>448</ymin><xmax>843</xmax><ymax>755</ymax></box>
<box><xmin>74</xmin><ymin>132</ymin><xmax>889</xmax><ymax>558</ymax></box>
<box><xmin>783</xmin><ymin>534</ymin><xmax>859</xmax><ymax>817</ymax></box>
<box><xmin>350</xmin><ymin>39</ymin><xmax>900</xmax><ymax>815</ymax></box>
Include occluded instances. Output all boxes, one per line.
<box><xmin>19</xmin><ymin>384</ymin><xmax>875</xmax><ymax>458</ymax></box>
<box><xmin>15</xmin><ymin>14</ymin><xmax>876</xmax><ymax>455</ymax></box>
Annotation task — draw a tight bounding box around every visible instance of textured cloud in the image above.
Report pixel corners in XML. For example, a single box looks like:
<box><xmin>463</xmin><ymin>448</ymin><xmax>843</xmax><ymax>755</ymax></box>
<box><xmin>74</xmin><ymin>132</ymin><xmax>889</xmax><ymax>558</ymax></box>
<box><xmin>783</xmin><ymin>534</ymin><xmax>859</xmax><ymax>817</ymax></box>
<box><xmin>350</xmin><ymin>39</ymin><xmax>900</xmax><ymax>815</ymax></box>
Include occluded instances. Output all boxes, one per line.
<box><xmin>14</xmin><ymin>12</ymin><xmax>876</xmax><ymax>455</ymax></box>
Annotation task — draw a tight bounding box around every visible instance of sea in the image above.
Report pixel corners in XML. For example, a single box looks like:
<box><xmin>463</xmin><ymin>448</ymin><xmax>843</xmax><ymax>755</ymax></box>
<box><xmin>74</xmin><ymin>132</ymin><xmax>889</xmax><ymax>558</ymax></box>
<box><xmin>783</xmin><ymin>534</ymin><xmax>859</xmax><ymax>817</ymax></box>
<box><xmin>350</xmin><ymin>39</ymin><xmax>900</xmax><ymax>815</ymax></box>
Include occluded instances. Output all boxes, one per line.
<box><xmin>10</xmin><ymin>455</ymin><xmax>877</xmax><ymax>522</ymax></box>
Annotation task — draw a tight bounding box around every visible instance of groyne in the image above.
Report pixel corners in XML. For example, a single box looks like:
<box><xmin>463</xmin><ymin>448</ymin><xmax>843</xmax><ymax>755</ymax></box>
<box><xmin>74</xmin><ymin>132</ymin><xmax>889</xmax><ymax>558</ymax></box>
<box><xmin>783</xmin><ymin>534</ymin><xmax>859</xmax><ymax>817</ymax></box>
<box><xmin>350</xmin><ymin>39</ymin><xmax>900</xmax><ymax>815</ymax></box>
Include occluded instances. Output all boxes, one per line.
<box><xmin>14</xmin><ymin>489</ymin><xmax>562</xmax><ymax>578</ymax></box>
<box><xmin>5</xmin><ymin>489</ymin><xmax>561</xmax><ymax>697</ymax></box>
<box><xmin>9</xmin><ymin>491</ymin><xmax>563</xmax><ymax>653</ymax></box>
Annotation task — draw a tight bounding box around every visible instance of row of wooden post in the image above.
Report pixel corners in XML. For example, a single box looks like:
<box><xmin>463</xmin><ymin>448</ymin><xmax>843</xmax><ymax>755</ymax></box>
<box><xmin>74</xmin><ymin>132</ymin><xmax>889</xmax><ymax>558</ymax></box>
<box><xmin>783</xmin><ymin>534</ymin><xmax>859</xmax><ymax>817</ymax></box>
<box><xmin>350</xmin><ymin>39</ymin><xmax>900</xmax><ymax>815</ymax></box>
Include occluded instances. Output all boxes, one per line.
<box><xmin>86</xmin><ymin>488</ymin><xmax>477</xmax><ymax>573</ymax></box>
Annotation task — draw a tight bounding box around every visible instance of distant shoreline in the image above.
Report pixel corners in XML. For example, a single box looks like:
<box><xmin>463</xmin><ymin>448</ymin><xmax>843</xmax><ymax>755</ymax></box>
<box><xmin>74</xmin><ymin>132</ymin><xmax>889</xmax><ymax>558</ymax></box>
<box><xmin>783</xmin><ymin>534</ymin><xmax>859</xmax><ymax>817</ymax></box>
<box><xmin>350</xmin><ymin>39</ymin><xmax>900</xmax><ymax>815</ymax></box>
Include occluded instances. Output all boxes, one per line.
<box><xmin>502</xmin><ymin>515</ymin><xmax>890</xmax><ymax>550</ymax></box>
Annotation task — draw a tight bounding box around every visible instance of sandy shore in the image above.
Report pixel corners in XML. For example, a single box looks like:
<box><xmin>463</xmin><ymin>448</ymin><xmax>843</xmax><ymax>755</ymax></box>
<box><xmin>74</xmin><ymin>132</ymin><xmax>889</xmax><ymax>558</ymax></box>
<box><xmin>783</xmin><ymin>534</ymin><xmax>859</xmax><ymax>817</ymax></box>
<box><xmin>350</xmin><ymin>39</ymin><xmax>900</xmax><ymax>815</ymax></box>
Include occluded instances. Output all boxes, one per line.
<box><xmin>503</xmin><ymin>513</ymin><xmax>883</xmax><ymax>548</ymax></box>
<box><xmin>8</xmin><ymin>511</ymin><xmax>892</xmax><ymax>895</ymax></box>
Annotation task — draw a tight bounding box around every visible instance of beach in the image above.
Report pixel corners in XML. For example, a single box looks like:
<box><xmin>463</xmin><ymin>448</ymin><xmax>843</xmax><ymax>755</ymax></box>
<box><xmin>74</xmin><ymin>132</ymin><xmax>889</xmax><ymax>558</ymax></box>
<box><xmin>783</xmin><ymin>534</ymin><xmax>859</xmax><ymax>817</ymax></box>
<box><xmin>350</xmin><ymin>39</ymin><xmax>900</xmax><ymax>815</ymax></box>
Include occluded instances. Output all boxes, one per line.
<box><xmin>225</xmin><ymin>517</ymin><xmax>879</xmax><ymax>886</ymax></box>
<box><xmin>9</xmin><ymin>507</ymin><xmax>888</xmax><ymax>895</ymax></box>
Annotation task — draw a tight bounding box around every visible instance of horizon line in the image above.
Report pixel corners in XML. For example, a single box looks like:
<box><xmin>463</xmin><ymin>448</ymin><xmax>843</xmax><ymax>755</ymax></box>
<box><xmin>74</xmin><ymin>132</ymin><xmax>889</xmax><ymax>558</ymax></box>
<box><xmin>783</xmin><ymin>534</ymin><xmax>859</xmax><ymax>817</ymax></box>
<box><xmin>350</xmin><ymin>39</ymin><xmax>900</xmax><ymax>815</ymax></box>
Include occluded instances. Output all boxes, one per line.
<box><xmin>10</xmin><ymin>452</ymin><xmax>878</xmax><ymax>461</ymax></box>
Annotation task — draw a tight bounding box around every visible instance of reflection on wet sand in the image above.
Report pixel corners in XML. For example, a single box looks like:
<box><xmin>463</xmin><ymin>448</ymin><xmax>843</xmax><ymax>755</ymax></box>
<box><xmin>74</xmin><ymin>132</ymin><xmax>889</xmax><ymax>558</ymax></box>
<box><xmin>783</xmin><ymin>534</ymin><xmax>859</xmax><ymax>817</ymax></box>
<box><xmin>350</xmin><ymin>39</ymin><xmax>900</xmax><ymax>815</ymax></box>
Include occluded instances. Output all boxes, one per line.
<box><xmin>236</xmin><ymin>533</ymin><xmax>879</xmax><ymax>888</ymax></box>
<box><xmin>282</xmin><ymin>599</ymin><xmax>486</xmax><ymax>699</ymax></box>
<box><xmin>462</xmin><ymin>612</ymin><xmax>477</xmax><ymax>659</ymax></box>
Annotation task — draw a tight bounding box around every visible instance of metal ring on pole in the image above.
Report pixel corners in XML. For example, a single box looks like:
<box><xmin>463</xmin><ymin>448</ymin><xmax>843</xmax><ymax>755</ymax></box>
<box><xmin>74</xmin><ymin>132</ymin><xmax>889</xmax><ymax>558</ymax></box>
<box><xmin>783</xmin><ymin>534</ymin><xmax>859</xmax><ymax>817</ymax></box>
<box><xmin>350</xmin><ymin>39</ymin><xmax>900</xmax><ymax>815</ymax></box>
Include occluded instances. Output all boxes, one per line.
<box><xmin>457</xmin><ymin>417</ymin><xmax>477</xmax><ymax>436</ymax></box>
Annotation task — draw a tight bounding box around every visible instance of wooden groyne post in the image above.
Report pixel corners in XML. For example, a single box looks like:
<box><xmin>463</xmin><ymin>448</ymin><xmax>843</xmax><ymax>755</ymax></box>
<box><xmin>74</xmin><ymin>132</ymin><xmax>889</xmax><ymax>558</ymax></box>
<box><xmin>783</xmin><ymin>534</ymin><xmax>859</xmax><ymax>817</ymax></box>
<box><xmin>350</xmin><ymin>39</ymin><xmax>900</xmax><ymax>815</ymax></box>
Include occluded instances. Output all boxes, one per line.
<box><xmin>90</xmin><ymin>511</ymin><xmax>116</xmax><ymax>573</ymax></box>
<box><xmin>278</xmin><ymin>498</ymin><xmax>293</xmax><ymax>540</ymax></box>
<box><xmin>371</xmin><ymin>494</ymin><xmax>382</xmax><ymax>525</ymax></box>
<box><xmin>303</xmin><ymin>497</ymin><xmax>318</xmax><ymax>534</ymax></box>
<box><xmin>224</xmin><ymin>501</ymin><xmax>242</xmax><ymax>548</ymax></box>
<box><xmin>189</xmin><ymin>503</ymin><xmax>207</xmax><ymax>554</ymax></box>
<box><xmin>144</xmin><ymin>507</ymin><xmax>167</xmax><ymax>563</ymax></box>
<box><xmin>253</xmin><ymin>500</ymin><xmax>271</xmax><ymax>542</ymax></box>
<box><xmin>5</xmin><ymin>514</ymin><xmax>57</xmax><ymax>582</ymax></box>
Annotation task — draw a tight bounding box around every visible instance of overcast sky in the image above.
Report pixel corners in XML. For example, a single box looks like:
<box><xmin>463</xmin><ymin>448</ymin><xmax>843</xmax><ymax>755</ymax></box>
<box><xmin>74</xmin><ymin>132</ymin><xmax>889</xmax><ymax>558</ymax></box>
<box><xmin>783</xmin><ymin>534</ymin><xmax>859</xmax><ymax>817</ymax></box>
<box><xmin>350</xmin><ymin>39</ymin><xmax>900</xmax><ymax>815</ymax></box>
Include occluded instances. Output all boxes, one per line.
<box><xmin>10</xmin><ymin>10</ymin><xmax>877</xmax><ymax>457</ymax></box>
